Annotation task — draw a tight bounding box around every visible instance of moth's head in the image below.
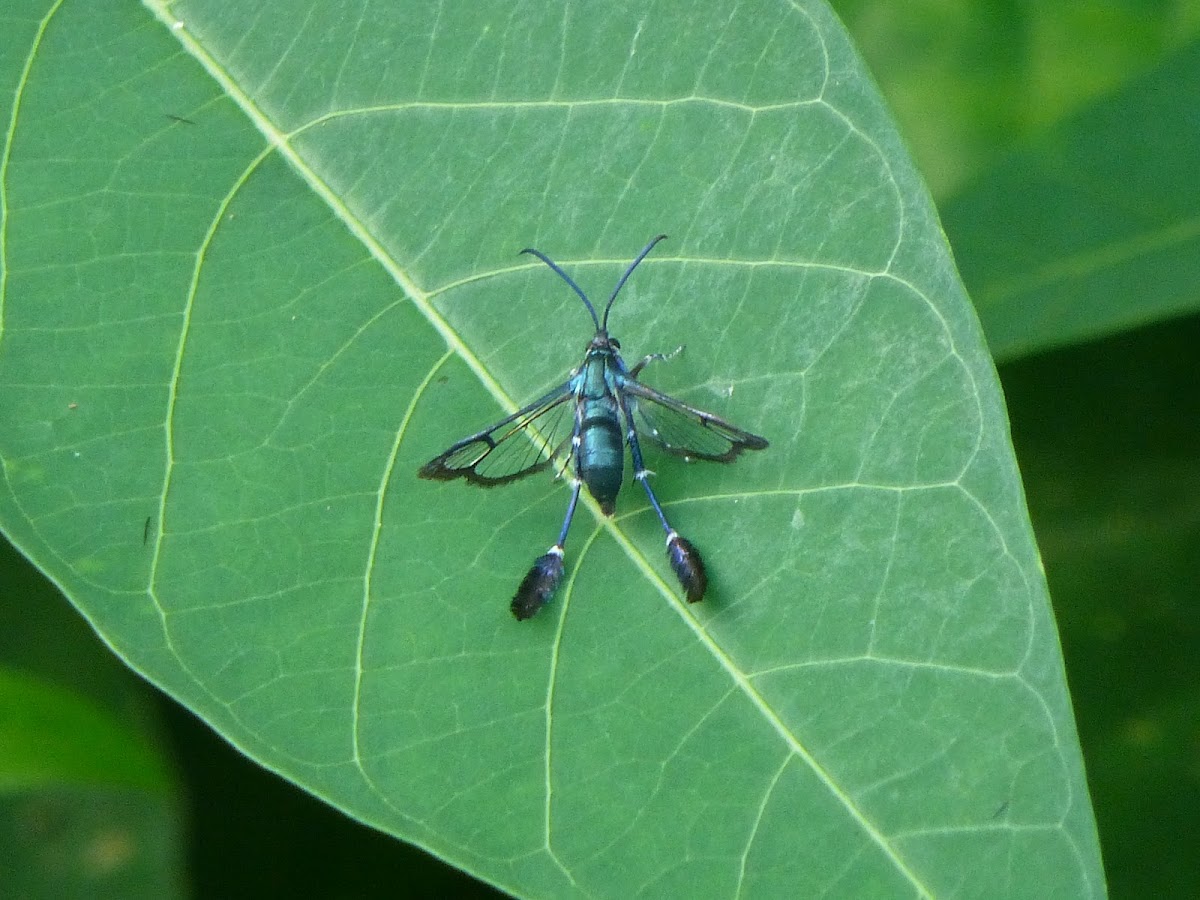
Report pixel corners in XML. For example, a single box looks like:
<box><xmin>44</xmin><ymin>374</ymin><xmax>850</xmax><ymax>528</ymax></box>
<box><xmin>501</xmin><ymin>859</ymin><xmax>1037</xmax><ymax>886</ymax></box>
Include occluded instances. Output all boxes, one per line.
<box><xmin>587</xmin><ymin>331</ymin><xmax>619</xmax><ymax>353</ymax></box>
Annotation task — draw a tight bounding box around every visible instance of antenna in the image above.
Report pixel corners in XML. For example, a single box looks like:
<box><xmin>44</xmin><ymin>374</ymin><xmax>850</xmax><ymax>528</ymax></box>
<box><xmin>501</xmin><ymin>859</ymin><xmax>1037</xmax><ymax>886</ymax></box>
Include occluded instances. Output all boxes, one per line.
<box><xmin>602</xmin><ymin>234</ymin><xmax>667</xmax><ymax>328</ymax></box>
<box><xmin>521</xmin><ymin>235</ymin><xmax>668</xmax><ymax>331</ymax></box>
<box><xmin>519</xmin><ymin>247</ymin><xmax>600</xmax><ymax>330</ymax></box>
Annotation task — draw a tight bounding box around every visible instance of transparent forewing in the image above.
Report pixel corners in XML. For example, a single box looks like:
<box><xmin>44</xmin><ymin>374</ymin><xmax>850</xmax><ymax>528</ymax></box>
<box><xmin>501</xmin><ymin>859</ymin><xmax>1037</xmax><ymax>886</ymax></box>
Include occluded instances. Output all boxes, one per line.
<box><xmin>419</xmin><ymin>384</ymin><xmax>576</xmax><ymax>485</ymax></box>
<box><xmin>623</xmin><ymin>380</ymin><xmax>768</xmax><ymax>462</ymax></box>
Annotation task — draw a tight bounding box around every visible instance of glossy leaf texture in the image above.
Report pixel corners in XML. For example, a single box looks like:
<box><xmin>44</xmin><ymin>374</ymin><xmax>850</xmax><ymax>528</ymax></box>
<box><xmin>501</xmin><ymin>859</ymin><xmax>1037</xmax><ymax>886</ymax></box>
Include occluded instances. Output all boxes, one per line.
<box><xmin>0</xmin><ymin>1</ymin><xmax>1103</xmax><ymax>897</ymax></box>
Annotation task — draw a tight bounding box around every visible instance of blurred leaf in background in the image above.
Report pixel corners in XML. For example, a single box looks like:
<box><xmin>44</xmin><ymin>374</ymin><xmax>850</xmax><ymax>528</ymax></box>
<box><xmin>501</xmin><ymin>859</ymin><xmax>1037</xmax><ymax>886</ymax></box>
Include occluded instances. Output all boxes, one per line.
<box><xmin>0</xmin><ymin>538</ymin><xmax>185</xmax><ymax>898</ymax></box>
<box><xmin>834</xmin><ymin>0</ymin><xmax>1200</xmax><ymax>198</ymax></box>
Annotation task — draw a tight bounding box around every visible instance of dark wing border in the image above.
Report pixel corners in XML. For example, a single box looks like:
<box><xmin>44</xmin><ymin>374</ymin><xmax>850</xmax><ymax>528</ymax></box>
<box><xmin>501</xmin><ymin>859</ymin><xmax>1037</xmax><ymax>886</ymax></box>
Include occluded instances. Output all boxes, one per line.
<box><xmin>418</xmin><ymin>382</ymin><xmax>575</xmax><ymax>486</ymax></box>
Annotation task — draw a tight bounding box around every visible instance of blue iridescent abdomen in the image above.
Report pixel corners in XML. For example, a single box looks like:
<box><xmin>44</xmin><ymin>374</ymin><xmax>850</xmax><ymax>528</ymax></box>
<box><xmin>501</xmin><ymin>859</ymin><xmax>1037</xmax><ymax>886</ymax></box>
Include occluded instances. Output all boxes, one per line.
<box><xmin>576</xmin><ymin>354</ymin><xmax>624</xmax><ymax>514</ymax></box>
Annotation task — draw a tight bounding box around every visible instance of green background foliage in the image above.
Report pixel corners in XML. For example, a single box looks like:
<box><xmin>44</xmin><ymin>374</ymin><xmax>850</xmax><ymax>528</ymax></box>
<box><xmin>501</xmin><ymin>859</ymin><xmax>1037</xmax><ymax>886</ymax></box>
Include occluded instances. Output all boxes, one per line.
<box><xmin>2</xmin><ymin>0</ymin><xmax>1195</xmax><ymax>897</ymax></box>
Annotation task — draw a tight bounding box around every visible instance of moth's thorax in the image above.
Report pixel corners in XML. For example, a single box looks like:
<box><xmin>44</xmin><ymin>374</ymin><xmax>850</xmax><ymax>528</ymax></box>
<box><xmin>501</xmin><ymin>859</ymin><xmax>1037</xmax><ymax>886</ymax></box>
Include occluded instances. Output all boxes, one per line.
<box><xmin>581</xmin><ymin>333</ymin><xmax>626</xmax><ymax>380</ymax></box>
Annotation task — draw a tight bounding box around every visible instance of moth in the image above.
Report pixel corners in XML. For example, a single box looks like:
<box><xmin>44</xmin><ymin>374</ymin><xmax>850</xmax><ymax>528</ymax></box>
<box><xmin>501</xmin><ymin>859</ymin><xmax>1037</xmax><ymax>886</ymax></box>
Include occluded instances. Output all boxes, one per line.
<box><xmin>420</xmin><ymin>235</ymin><xmax>767</xmax><ymax>619</ymax></box>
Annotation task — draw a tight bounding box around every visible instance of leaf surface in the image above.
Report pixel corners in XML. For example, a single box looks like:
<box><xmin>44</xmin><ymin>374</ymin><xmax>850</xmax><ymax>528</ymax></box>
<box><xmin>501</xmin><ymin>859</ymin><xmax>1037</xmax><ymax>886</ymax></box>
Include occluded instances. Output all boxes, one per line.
<box><xmin>0</xmin><ymin>1</ymin><xmax>1103</xmax><ymax>896</ymax></box>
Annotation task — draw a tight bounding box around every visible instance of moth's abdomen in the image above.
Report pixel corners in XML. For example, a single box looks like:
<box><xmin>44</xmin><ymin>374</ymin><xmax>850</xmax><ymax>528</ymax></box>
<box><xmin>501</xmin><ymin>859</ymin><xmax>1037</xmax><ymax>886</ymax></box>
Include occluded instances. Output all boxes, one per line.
<box><xmin>578</xmin><ymin>406</ymin><xmax>623</xmax><ymax>515</ymax></box>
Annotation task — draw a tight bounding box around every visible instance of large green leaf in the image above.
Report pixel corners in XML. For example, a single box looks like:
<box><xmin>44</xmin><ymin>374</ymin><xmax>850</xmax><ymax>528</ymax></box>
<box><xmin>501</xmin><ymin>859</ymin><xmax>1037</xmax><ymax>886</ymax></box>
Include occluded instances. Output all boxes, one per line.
<box><xmin>1</xmin><ymin>1</ymin><xmax>1103</xmax><ymax>896</ymax></box>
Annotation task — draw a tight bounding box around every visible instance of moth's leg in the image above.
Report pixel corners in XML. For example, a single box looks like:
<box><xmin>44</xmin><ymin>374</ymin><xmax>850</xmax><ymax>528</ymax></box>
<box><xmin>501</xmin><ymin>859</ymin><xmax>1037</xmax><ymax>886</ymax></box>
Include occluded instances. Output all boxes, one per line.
<box><xmin>629</xmin><ymin>345</ymin><xmax>684</xmax><ymax>379</ymax></box>
<box><xmin>511</xmin><ymin>395</ymin><xmax>587</xmax><ymax>620</ymax></box>
<box><xmin>618</xmin><ymin>392</ymin><xmax>707</xmax><ymax>603</ymax></box>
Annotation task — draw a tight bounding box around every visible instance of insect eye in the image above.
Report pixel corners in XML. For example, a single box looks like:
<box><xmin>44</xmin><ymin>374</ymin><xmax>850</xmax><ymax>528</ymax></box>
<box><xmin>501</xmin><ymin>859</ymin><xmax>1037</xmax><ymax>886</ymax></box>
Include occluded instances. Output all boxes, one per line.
<box><xmin>611</xmin><ymin>338</ymin><xmax>621</xmax><ymax>349</ymax></box>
